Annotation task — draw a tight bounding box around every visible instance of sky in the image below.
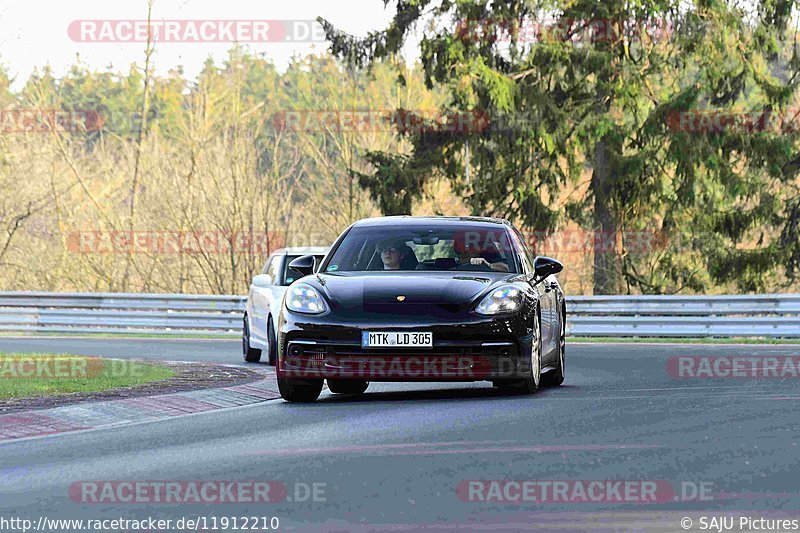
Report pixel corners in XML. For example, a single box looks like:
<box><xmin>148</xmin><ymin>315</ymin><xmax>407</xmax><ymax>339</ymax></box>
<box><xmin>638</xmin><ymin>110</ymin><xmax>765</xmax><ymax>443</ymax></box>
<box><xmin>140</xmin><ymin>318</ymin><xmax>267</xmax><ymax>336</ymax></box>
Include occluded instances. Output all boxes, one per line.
<box><xmin>0</xmin><ymin>0</ymin><xmax>402</xmax><ymax>89</ymax></box>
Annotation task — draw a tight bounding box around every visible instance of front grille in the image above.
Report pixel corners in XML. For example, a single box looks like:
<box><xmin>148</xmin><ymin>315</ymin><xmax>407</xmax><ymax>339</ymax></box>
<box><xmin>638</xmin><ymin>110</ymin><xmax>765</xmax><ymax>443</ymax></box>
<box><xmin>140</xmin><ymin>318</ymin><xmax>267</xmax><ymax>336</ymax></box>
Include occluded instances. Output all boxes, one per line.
<box><xmin>288</xmin><ymin>341</ymin><xmax>516</xmax><ymax>358</ymax></box>
<box><xmin>332</xmin><ymin>347</ymin><xmax>488</xmax><ymax>358</ymax></box>
<box><xmin>303</xmin><ymin>346</ymin><xmax>328</xmax><ymax>358</ymax></box>
<box><xmin>283</xmin><ymin>340</ymin><xmax>523</xmax><ymax>380</ymax></box>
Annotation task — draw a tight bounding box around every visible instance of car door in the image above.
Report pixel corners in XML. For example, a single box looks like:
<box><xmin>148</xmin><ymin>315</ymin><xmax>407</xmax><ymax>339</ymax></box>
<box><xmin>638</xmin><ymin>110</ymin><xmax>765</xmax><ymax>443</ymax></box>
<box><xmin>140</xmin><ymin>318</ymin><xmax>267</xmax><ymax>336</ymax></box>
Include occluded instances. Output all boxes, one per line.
<box><xmin>548</xmin><ymin>275</ymin><xmax>565</xmax><ymax>350</ymax></box>
<box><xmin>511</xmin><ymin>228</ymin><xmax>557</xmax><ymax>362</ymax></box>
<box><xmin>270</xmin><ymin>254</ymin><xmax>301</xmax><ymax>331</ymax></box>
<box><xmin>266</xmin><ymin>254</ymin><xmax>326</xmax><ymax>333</ymax></box>
<box><xmin>541</xmin><ymin>273</ymin><xmax>561</xmax><ymax>360</ymax></box>
<box><xmin>263</xmin><ymin>255</ymin><xmax>285</xmax><ymax>337</ymax></box>
<box><xmin>250</xmin><ymin>254</ymin><xmax>279</xmax><ymax>341</ymax></box>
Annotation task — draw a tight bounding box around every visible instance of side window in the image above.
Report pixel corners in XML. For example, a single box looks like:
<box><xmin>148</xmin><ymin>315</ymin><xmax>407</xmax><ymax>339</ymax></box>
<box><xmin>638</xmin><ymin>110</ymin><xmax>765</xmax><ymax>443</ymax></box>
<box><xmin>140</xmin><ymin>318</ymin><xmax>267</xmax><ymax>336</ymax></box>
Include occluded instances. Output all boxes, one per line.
<box><xmin>266</xmin><ymin>256</ymin><xmax>282</xmax><ymax>285</ymax></box>
<box><xmin>260</xmin><ymin>256</ymin><xmax>274</xmax><ymax>275</ymax></box>
<box><xmin>510</xmin><ymin>229</ymin><xmax>534</xmax><ymax>274</ymax></box>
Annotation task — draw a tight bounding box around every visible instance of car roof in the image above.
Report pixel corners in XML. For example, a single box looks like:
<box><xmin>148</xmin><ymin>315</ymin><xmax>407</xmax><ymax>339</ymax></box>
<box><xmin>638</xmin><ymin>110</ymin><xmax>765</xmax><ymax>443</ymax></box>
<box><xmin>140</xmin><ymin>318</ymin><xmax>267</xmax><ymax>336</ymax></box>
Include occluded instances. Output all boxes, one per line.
<box><xmin>352</xmin><ymin>216</ymin><xmax>512</xmax><ymax>228</ymax></box>
<box><xmin>272</xmin><ymin>246</ymin><xmax>330</xmax><ymax>256</ymax></box>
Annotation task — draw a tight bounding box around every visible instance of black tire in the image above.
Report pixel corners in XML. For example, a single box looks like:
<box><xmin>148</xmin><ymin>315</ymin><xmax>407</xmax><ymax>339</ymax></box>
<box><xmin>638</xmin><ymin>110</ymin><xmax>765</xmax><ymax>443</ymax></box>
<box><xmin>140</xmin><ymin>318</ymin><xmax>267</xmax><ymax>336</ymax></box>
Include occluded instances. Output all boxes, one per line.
<box><xmin>277</xmin><ymin>375</ymin><xmax>324</xmax><ymax>403</ymax></box>
<box><xmin>242</xmin><ymin>316</ymin><xmax>262</xmax><ymax>363</ymax></box>
<box><xmin>493</xmin><ymin>311</ymin><xmax>542</xmax><ymax>393</ymax></box>
<box><xmin>542</xmin><ymin>302</ymin><xmax>566</xmax><ymax>387</ymax></box>
<box><xmin>266</xmin><ymin>318</ymin><xmax>278</xmax><ymax>366</ymax></box>
<box><xmin>518</xmin><ymin>311</ymin><xmax>542</xmax><ymax>394</ymax></box>
<box><xmin>327</xmin><ymin>379</ymin><xmax>369</xmax><ymax>395</ymax></box>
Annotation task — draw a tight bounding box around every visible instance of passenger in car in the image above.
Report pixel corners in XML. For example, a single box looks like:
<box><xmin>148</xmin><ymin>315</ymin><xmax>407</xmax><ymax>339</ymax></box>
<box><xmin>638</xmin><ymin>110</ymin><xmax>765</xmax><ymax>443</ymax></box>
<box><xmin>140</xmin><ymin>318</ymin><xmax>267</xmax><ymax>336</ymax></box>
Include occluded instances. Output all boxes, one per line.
<box><xmin>455</xmin><ymin>241</ymin><xmax>509</xmax><ymax>272</ymax></box>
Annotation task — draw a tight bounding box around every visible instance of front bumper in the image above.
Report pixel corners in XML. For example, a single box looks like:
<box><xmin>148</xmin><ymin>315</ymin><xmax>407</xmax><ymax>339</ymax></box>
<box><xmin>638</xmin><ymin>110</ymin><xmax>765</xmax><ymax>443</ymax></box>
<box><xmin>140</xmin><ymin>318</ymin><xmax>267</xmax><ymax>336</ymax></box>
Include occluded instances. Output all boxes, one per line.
<box><xmin>277</xmin><ymin>312</ymin><xmax>535</xmax><ymax>381</ymax></box>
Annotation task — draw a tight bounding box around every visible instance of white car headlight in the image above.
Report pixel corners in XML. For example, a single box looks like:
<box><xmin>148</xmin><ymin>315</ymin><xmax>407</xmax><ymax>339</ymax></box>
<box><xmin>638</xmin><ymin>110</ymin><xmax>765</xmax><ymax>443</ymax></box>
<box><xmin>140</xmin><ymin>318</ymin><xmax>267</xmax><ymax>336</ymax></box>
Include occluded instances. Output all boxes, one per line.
<box><xmin>286</xmin><ymin>283</ymin><xmax>328</xmax><ymax>314</ymax></box>
<box><xmin>475</xmin><ymin>285</ymin><xmax>524</xmax><ymax>315</ymax></box>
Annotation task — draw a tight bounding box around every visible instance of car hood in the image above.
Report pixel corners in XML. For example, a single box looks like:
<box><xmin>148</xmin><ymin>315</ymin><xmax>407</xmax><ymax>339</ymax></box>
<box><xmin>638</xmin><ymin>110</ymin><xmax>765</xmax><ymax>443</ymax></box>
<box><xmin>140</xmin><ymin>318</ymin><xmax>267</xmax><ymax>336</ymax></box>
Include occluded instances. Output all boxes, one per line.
<box><xmin>305</xmin><ymin>271</ymin><xmax>516</xmax><ymax>314</ymax></box>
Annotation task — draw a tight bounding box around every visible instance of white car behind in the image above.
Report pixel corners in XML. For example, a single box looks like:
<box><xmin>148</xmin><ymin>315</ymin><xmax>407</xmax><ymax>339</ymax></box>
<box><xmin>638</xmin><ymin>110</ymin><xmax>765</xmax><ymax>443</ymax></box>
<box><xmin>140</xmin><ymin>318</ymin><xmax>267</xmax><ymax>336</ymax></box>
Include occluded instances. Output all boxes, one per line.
<box><xmin>243</xmin><ymin>246</ymin><xmax>330</xmax><ymax>364</ymax></box>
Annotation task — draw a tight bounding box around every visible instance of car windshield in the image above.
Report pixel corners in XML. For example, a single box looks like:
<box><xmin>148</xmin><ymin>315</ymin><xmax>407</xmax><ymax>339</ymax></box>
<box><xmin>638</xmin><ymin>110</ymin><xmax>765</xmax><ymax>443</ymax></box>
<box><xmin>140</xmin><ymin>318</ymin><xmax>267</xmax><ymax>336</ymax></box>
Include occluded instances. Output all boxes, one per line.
<box><xmin>324</xmin><ymin>224</ymin><xmax>518</xmax><ymax>273</ymax></box>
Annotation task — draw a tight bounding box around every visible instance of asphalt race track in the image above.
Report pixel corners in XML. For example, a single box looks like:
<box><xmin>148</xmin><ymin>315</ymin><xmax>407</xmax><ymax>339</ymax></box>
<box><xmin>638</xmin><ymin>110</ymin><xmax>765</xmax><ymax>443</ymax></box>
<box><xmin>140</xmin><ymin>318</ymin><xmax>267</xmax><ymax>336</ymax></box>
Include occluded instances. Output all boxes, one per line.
<box><xmin>1</xmin><ymin>339</ymin><xmax>800</xmax><ymax>532</ymax></box>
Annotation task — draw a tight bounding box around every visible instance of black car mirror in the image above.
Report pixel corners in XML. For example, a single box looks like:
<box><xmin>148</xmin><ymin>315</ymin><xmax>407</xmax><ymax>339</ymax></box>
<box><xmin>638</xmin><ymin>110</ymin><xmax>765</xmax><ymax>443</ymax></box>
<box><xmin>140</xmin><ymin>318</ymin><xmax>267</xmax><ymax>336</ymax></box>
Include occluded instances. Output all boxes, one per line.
<box><xmin>532</xmin><ymin>256</ymin><xmax>563</xmax><ymax>282</ymax></box>
<box><xmin>288</xmin><ymin>255</ymin><xmax>316</xmax><ymax>278</ymax></box>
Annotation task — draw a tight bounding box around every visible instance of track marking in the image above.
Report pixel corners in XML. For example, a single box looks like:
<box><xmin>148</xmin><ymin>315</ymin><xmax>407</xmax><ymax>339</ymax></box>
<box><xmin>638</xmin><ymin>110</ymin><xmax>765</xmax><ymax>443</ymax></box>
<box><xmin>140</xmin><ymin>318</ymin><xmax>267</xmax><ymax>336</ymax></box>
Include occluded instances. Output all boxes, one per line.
<box><xmin>247</xmin><ymin>442</ymin><xmax>661</xmax><ymax>457</ymax></box>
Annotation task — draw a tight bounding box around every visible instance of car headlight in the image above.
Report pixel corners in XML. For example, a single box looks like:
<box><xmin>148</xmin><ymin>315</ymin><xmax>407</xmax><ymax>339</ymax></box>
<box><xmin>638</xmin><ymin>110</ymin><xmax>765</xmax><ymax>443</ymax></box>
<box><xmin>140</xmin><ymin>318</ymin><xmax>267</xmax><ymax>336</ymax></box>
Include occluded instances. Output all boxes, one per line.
<box><xmin>286</xmin><ymin>283</ymin><xmax>328</xmax><ymax>314</ymax></box>
<box><xmin>475</xmin><ymin>285</ymin><xmax>524</xmax><ymax>315</ymax></box>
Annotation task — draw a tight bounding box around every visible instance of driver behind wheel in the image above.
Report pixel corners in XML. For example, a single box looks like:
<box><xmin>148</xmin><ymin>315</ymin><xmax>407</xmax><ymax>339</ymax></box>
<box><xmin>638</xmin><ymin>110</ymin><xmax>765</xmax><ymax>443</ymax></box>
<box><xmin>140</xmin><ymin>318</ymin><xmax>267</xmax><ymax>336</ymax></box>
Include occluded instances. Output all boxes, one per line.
<box><xmin>378</xmin><ymin>239</ymin><xmax>419</xmax><ymax>270</ymax></box>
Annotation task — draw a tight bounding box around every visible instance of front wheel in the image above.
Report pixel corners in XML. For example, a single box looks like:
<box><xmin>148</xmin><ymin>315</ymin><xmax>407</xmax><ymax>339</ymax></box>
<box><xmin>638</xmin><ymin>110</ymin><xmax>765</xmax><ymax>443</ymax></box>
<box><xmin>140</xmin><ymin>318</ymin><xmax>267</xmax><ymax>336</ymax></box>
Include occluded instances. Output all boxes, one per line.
<box><xmin>242</xmin><ymin>316</ymin><xmax>262</xmax><ymax>363</ymax></box>
<box><xmin>328</xmin><ymin>380</ymin><xmax>369</xmax><ymax>395</ymax></box>
<box><xmin>266</xmin><ymin>319</ymin><xmax>278</xmax><ymax>366</ymax></box>
<box><xmin>518</xmin><ymin>312</ymin><xmax>542</xmax><ymax>394</ymax></box>
<box><xmin>493</xmin><ymin>312</ymin><xmax>542</xmax><ymax>394</ymax></box>
<box><xmin>277</xmin><ymin>375</ymin><xmax>324</xmax><ymax>402</ymax></box>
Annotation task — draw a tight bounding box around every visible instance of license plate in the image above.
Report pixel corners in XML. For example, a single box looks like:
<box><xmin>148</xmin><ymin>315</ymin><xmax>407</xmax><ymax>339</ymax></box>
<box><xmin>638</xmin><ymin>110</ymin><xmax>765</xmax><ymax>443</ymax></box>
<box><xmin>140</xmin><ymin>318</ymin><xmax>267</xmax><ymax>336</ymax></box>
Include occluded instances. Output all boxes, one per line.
<box><xmin>362</xmin><ymin>331</ymin><xmax>433</xmax><ymax>348</ymax></box>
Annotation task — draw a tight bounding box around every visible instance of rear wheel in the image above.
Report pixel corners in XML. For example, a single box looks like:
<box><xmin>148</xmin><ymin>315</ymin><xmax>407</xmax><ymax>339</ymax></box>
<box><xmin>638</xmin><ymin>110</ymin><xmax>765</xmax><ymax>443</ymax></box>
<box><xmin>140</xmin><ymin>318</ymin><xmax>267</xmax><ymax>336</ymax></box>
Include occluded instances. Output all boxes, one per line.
<box><xmin>277</xmin><ymin>375</ymin><xmax>323</xmax><ymax>402</ymax></box>
<box><xmin>242</xmin><ymin>316</ymin><xmax>262</xmax><ymax>363</ymax></box>
<box><xmin>542</xmin><ymin>302</ymin><xmax>566</xmax><ymax>386</ymax></box>
<box><xmin>327</xmin><ymin>379</ymin><xmax>369</xmax><ymax>395</ymax></box>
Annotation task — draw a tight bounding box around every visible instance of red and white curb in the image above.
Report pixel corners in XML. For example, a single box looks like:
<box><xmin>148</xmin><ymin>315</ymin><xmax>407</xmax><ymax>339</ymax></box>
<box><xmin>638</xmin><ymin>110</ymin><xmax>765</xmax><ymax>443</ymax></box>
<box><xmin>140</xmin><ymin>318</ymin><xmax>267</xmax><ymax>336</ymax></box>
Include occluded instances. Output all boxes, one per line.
<box><xmin>0</xmin><ymin>366</ymin><xmax>280</xmax><ymax>442</ymax></box>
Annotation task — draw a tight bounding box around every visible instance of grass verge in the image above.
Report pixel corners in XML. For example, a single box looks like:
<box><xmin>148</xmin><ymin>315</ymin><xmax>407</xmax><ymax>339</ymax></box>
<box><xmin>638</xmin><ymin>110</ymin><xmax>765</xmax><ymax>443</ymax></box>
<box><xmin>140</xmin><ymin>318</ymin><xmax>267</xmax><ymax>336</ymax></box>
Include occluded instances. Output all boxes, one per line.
<box><xmin>0</xmin><ymin>353</ymin><xmax>175</xmax><ymax>399</ymax></box>
<box><xmin>0</xmin><ymin>332</ymin><xmax>234</xmax><ymax>340</ymax></box>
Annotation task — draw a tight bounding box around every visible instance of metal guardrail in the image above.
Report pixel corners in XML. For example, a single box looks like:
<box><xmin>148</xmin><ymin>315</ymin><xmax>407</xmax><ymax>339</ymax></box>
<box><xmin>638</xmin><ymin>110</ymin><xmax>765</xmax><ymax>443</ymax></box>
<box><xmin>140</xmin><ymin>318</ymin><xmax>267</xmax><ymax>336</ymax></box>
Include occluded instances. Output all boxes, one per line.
<box><xmin>0</xmin><ymin>291</ymin><xmax>798</xmax><ymax>338</ymax></box>
<box><xmin>567</xmin><ymin>294</ymin><xmax>800</xmax><ymax>337</ymax></box>
<box><xmin>0</xmin><ymin>292</ymin><xmax>245</xmax><ymax>337</ymax></box>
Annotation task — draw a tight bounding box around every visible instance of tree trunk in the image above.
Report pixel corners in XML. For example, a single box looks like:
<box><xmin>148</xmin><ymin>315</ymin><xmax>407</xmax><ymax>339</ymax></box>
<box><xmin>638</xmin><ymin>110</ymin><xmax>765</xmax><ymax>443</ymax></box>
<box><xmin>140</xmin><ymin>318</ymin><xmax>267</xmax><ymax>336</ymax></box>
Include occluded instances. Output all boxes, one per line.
<box><xmin>591</xmin><ymin>137</ymin><xmax>623</xmax><ymax>294</ymax></box>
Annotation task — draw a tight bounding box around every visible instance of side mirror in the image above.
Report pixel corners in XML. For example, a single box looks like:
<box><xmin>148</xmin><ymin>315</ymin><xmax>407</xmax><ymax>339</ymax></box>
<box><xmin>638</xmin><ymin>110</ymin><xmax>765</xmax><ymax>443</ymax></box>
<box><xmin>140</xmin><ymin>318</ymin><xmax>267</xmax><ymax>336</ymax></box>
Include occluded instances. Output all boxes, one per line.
<box><xmin>533</xmin><ymin>256</ymin><xmax>563</xmax><ymax>281</ymax></box>
<box><xmin>288</xmin><ymin>255</ymin><xmax>316</xmax><ymax>278</ymax></box>
<box><xmin>251</xmin><ymin>274</ymin><xmax>273</xmax><ymax>288</ymax></box>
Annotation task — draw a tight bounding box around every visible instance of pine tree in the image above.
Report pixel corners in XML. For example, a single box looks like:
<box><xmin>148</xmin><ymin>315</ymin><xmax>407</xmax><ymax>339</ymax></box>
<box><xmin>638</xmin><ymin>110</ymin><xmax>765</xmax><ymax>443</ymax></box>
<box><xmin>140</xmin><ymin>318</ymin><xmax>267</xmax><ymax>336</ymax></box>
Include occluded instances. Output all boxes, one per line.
<box><xmin>320</xmin><ymin>0</ymin><xmax>800</xmax><ymax>294</ymax></box>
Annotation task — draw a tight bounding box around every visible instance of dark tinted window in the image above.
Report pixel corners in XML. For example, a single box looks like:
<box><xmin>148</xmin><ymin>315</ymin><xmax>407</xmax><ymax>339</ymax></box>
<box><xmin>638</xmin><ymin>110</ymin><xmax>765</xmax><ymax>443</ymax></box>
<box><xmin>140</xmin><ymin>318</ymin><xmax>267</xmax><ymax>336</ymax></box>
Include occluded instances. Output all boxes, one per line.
<box><xmin>510</xmin><ymin>228</ymin><xmax>534</xmax><ymax>274</ymax></box>
<box><xmin>324</xmin><ymin>225</ymin><xmax>517</xmax><ymax>273</ymax></box>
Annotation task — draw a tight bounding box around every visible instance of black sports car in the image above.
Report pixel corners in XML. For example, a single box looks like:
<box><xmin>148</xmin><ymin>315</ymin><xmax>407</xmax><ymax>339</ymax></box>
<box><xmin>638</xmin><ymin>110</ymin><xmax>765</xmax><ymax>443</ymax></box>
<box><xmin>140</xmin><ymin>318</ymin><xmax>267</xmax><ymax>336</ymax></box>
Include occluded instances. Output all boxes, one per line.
<box><xmin>276</xmin><ymin>216</ymin><xmax>566</xmax><ymax>402</ymax></box>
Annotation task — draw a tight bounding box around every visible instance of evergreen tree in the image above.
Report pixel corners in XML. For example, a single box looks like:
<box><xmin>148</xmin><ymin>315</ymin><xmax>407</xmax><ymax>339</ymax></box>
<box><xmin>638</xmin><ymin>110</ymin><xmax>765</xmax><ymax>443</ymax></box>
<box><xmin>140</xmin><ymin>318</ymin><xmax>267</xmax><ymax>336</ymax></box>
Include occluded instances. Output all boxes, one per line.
<box><xmin>321</xmin><ymin>0</ymin><xmax>800</xmax><ymax>294</ymax></box>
